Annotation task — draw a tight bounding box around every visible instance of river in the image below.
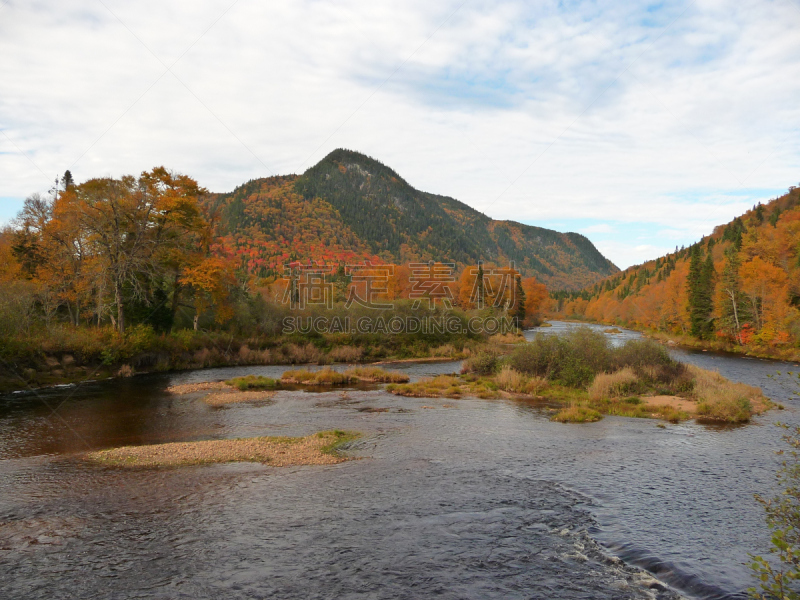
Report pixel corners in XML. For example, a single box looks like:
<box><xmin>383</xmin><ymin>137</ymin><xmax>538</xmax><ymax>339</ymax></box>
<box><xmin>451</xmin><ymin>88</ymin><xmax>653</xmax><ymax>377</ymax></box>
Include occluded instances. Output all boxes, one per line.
<box><xmin>0</xmin><ymin>321</ymin><xmax>797</xmax><ymax>599</ymax></box>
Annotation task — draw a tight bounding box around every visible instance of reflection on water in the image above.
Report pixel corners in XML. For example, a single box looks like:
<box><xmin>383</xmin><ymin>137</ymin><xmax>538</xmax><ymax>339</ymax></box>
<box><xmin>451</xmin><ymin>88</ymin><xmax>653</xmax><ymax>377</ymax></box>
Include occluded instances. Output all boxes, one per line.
<box><xmin>1</xmin><ymin>322</ymin><xmax>798</xmax><ymax>599</ymax></box>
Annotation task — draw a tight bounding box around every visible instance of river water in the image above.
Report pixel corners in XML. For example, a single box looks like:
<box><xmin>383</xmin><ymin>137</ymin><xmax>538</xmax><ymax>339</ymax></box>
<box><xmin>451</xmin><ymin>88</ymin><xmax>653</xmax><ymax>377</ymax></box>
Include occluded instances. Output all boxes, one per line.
<box><xmin>1</xmin><ymin>322</ymin><xmax>797</xmax><ymax>599</ymax></box>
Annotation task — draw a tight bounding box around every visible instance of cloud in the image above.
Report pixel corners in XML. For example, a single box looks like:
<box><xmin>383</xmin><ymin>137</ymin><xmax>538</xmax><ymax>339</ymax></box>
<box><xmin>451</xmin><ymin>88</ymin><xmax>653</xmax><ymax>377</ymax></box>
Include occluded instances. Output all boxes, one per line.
<box><xmin>580</xmin><ymin>224</ymin><xmax>614</xmax><ymax>234</ymax></box>
<box><xmin>594</xmin><ymin>241</ymin><xmax>675</xmax><ymax>270</ymax></box>
<box><xmin>1</xmin><ymin>0</ymin><xmax>799</xmax><ymax>269</ymax></box>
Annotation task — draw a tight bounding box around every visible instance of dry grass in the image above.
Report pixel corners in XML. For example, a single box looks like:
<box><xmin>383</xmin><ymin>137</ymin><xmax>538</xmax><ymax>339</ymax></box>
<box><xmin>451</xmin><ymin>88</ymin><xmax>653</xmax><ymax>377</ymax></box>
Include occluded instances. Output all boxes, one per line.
<box><xmin>588</xmin><ymin>367</ymin><xmax>639</xmax><ymax>400</ymax></box>
<box><xmin>430</xmin><ymin>344</ymin><xmax>458</xmax><ymax>358</ymax></box>
<box><xmin>117</xmin><ymin>364</ymin><xmax>134</xmax><ymax>377</ymax></box>
<box><xmin>495</xmin><ymin>366</ymin><xmax>528</xmax><ymax>393</ymax></box>
<box><xmin>281</xmin><ymin>367</ymin><xmax>354</xmax><ymax>385</ymax></box>
<box><xmin>236</xmin><ymin>345</ymin><xmax>273</xmax><ymax>365</ymax></box>
<box><xmin>204</xmin><ymin>390</ymin><xmax>275</xmax><ymax>406</ymax></box>
<box><xmin>328</xmin><ymin>345</ymin><xmax>363</xmax><ymax>363</ymax></box>
<box><xmin>525</xmin><ymin>376</ymin><xmax>548</xmax><ymax>395</ymax></box>
<box><xmin>387</xmin><ymin>375</ymin><xmax>500</xmax><ymax>399</ymax></box>
<box><xmin>342</xmin><ymin>367</ymin><xmax>409</xmax><ymax>383</ymax></box>
<box><xmin>286</xmin><ymin>343</ymin><xmax>322</xmax><ymax>364</ymax></box>
<box><xmin>489</xmin><ymin>333</ymin><xmax>525</xmax><ymax>344</ymax></box>
<box><xmin>85</xmin><ymin>430</ymin><xmax>358</xmax><ymax>468</ymax></box>
<box><xmin>167</xmin><ymin>381</ymin><xmax>231</xmax><ymax>394</ymax></box>
<box><xmin>552</xmin><ymin>405</ymin><xmax>603</xmax><ymax>423</ymax></box>
<box><xmin>689</xmin><ymin>365</ymin><xmax>767</xmax><ymax>423</ymax></box>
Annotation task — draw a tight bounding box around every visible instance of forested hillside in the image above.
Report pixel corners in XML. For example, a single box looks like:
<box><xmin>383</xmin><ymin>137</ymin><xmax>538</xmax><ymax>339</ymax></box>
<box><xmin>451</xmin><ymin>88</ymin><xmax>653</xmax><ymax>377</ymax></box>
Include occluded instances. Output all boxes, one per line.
<box><xmin>552</xmin><ymin>185</ymin><xmax>800</xmax><ymax>356</ymax></box>
<box><xmin>210</xmin><ymin>149</ymin><xmax>618</xmax><ymax>290</ymax></box>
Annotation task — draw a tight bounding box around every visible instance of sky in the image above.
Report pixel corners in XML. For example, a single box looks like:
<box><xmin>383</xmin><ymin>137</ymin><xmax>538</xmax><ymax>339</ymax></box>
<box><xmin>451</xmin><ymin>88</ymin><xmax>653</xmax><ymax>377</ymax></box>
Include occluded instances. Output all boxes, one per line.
<box><xmin>1</xmin><ymin>0</ymin><xmax>799</xmax><ymax>269</ymax></box>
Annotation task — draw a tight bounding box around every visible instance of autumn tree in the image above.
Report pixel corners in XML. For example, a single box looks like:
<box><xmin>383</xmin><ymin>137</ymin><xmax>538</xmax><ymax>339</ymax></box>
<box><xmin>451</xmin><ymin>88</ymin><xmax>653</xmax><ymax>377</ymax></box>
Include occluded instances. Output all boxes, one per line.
<box><xmin>719</xmin><ymin>247</ymin><xmax>747</xmax><ymax>343</ymax></box>
<box><xmin>521</xmin><ymin>276</ymin><xmax>548</xmax><ymax>326</ymax></box>
<box><xmin>71</xmin><ymin>168</ymin><xmax>207</xmax><ymax>333</ymax></box>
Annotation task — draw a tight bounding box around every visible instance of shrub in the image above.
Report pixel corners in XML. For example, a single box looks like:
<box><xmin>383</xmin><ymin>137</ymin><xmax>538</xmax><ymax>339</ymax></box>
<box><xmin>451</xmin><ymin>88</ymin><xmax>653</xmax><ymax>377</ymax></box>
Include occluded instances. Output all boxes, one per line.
<box><xmin>507</xmin><ymin>329</ymin><xmax>687</xmax><ymax>390</ymax></box>
<box><xmin>506</xmin><ymin>335</ymin><xmax>566</xmax><ymax>378</ymax></box>
<box><xmin>613</xmin><ymin>339</ymin><xmax>672</xmax><ymax>370</ymax></box>
<box><xmin>461</xmin><ymin>351</ymin><xmax>500</xmax><ymax>375</ymax></box>
<box><xmin>506</xmin><ymin>328</ymin><xmax>610</xmax><ymax>386</ymax></box>
<box><xmin>557</xmin><ymin>356</ymin><xmax>596</xmax><ymax>388</ymax></box>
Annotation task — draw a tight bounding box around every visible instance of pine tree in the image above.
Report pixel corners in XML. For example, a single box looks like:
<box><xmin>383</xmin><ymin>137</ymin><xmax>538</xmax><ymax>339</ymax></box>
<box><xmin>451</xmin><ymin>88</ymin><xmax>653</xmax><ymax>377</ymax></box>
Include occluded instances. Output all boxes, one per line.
<box><xmin>688</xmin><ymin>246</ymin><xmax>715</xmax><ymax>339</ymax></box>
<box><xmin>61</xmin><ymin>170</ymin><xmax>74</xmax><ymax>190</ymax></box>
<box><xmin>475</xmin><ymin>263</ymin><xmax>485</xmax><ymax>309</ymax></box>
<box><xmin>755</xmin><ymin>203</ymin><xmax>764</xmax><ymax>223</ymax></box>
<box><xmin>513</xmin><ymin>275</ymin><xmax>526</xmax><ymax>328</ymax></box>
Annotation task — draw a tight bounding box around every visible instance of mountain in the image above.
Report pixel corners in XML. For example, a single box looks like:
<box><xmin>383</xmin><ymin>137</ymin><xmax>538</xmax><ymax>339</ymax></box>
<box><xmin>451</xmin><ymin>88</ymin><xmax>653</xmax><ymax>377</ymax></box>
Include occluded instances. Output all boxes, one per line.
<box><xmin>553</xmin><ymin>184</ymin><xmax>800</xmax><ymax>353</ymax></box>
<box><xmin>208</xmin><ymin>149</ymin><xmax>618</xmax><ymax>290</ymax></box>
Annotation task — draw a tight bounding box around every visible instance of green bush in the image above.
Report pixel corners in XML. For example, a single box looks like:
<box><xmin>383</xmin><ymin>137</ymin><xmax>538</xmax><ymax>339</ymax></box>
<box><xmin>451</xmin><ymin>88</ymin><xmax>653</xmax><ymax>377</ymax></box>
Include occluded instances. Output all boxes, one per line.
<box><xmin>507</xmin><ymin>328</ymin><xmax>685</xmax><ymax>390</ymax></box>
<box><xmin>460</xmin><ymin>351</ymin><xmax>500</xmax><ymax>375</ymax></box>
<box><xmin>613</xmin><ymin>339</ymin><xmax>672</xmax><ymax>369</ymax></box>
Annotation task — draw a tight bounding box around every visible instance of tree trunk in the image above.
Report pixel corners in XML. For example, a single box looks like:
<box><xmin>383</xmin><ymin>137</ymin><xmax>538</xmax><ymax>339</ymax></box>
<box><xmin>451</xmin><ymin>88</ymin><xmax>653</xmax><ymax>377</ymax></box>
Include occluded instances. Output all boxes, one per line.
<box><xmin>115</xmin><ymin>280</ymin><xmax>125</xmax><ymax>334</ymax></box>
<box><xmin>169</xmin><ymin>271</ymin><xmax>181</xmax><ymax>332</ymax></box>
<box><xmin>193</xmin><ymin>313</ymin><xmax>199</xmax><ymax>331</ymax></box>
<box><xmin>726</xmin><ymin>289</ymin><xmax>740</xmax><ymax>342</ymax></box>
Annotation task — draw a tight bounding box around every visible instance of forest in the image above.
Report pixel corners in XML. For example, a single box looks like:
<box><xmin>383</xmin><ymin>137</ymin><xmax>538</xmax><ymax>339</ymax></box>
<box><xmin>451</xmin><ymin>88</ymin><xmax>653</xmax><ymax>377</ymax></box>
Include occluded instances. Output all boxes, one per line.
<box><xmin>0</xmin><ymin>166</ymin><xmax>548</xmax><ymax>391</ymax></box>
<box><xmin>550</xmin><ymin>185</ymin><xmax>800</xmax><ymax>359</ymax></box>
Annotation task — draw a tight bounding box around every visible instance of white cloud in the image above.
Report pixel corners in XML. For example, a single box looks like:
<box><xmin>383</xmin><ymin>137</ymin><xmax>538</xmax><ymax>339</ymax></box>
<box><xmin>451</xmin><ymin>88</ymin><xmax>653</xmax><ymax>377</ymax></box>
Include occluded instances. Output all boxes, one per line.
<box><xmin>1</xmin><ymin>0</ymin><xmax>799</xmax><ymax>268</ymax></box>
<box><xmin>581</xmin><ymin>224</ymin><xmax>614</xmax><ymax>234</ymax></box>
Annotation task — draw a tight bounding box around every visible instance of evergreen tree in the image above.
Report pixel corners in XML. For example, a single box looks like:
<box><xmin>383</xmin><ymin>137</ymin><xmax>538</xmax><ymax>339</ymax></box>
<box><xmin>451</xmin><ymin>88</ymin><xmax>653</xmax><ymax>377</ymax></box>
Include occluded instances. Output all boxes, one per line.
<box><xmin>61</xmin><ymin>170</ymin><xmax>74</xmax><ymax>190</ymax></box>
<box><xmin>688</xmin><ymin>246</ymin><xmax>715</xmax><ymax>339</ymax></box>
<box><xmin>513</xmin><ymin>275</ymin><xmax>526</xmax><ymax>328</ymax></box>
<box><xmin>475</xmin><ymin>263</ymin><xmax>485</xmax><ymax>308</ymax></box>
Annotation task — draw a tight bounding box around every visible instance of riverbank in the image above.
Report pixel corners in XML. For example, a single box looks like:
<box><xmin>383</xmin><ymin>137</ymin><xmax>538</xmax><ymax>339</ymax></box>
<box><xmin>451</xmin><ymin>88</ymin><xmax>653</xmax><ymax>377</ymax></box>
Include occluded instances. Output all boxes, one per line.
<box><xmin>0</xmin><ymin>325</ymin><xmax>519</xmax><ymax>394</ymax></box>
<box><xmin>545</xmin><ymin>316</ymin><xmax>800</xmax><ymax>364</ymax></box>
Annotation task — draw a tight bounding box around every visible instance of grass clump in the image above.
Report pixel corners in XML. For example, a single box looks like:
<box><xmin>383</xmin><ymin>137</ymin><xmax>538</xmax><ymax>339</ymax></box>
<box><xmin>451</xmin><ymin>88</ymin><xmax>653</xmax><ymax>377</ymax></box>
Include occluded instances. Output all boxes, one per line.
<box><xmin>588</xmin><ymin>367</ymin><xmax>640</xmax><ymax>400</ymax></box>
<box><xmin>388</xmin><ymin>375</ymin><xmax>500</xmax><ymax>399</ymax></box>
<box><xmin>280</xmin><ymin>367</ymin><xmax>354</xmax><ymax>385</ymax></box>
<box><xmin>494</xmin><ymin>366</ymin><xmax>545</xmax><ymax>395</ymax></box>
<box><xmin>318</xmin><ymin>429</ymin><xmax>360</xmax><ymax>455</ymax></box>
<box><xmin>225</xmin><ymin>375</ymin><xmax>278</xmax><ymax>391</ymax></box>
<box><xmin>495</xmin><ymin>365</ymin><xmax>528</xmax><ymax>392</ymax></box>
<box><xmin>489</xmin><ymin>332</ymin><xmax>525</xmax><ymax>344</ymax></box>
<box><xmin>690</xmin><ymin>365</ymin><xmax>764</xmax><ymax>422</ymax></box>
<box><xmin>552</xmin><ymin>405</ymin><xmax>603</xmax><ymax>423</ymax></box>
<box><xmin>343</xmin><ymin>367</ymin><xmax>409</xmax><ymax>383</ymax></box>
